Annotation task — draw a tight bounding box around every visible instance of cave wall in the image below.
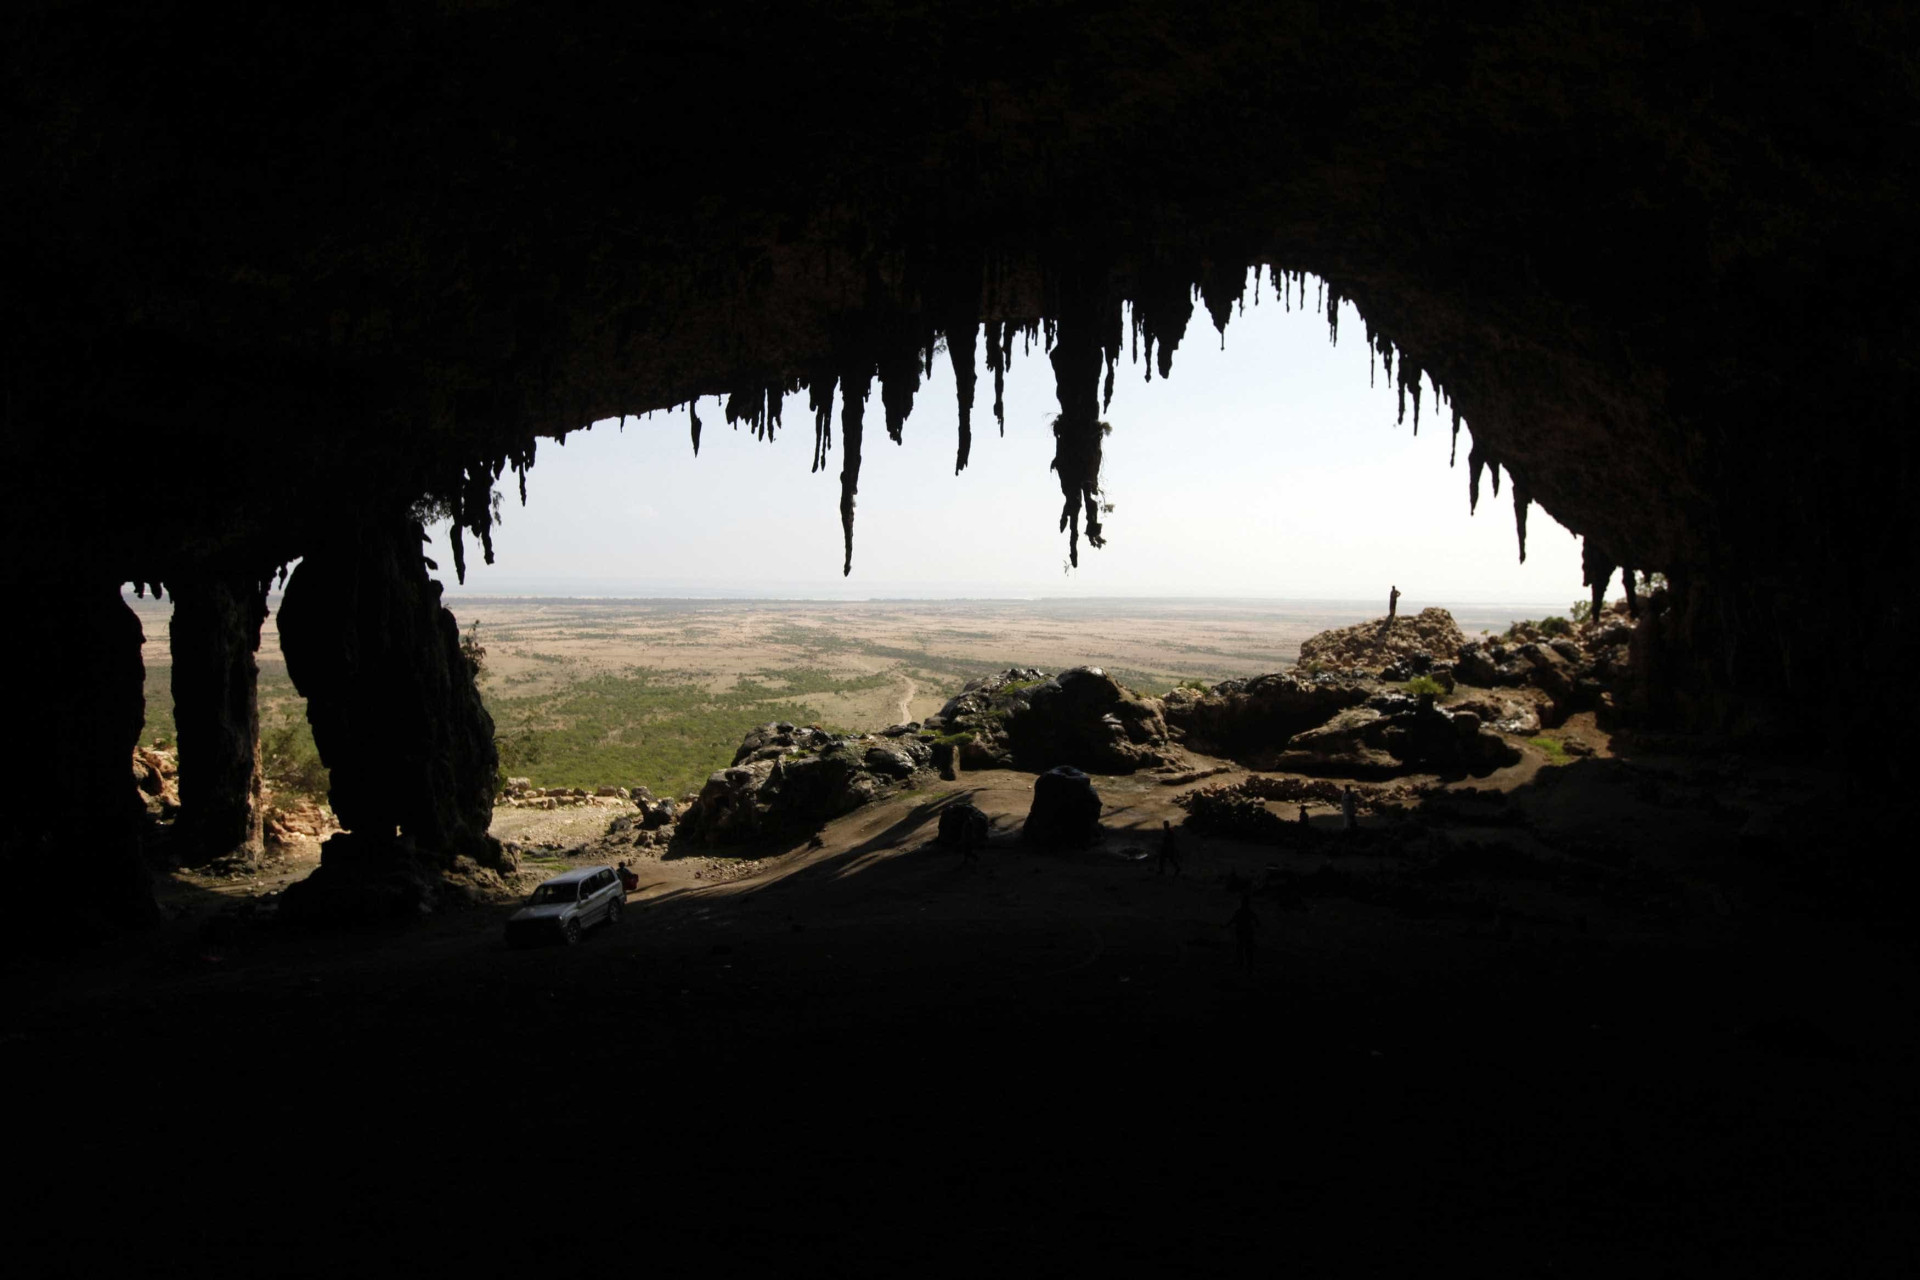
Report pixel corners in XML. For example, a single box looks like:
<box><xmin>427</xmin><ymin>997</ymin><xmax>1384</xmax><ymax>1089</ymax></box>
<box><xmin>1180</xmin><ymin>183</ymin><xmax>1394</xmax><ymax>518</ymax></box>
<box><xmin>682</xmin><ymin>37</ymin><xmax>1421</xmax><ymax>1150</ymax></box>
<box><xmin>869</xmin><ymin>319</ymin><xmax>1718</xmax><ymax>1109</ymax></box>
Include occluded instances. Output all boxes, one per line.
<box><xmin>3</xmin><ymin>1</ymin><xmax>1916</xmax><ymax>910</ymax></box>
<box><xmin>0</xmin><ymin>584</ymin><xmax>154</xmax><ymax>932</ymax></box>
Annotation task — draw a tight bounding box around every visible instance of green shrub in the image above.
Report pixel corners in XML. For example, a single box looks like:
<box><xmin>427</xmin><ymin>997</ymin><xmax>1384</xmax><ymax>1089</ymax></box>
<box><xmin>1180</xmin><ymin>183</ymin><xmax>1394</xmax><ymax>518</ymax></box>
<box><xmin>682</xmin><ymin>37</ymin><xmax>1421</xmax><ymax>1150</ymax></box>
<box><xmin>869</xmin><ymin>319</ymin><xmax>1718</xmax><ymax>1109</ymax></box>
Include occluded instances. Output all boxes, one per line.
<box><xmin>1405</xmin><ymin>675</ymin><xmax>1446</xmax><ymax>697</ymax></box>
<box><xmin>1536</xmin><ymin>616</ymin><xmax>1572</xmax><ymax>637</ymax></box>
<box><xmin>260</xmin><ymin>717</ymin><xmax>330</xmax><ymax>800</ymax></box>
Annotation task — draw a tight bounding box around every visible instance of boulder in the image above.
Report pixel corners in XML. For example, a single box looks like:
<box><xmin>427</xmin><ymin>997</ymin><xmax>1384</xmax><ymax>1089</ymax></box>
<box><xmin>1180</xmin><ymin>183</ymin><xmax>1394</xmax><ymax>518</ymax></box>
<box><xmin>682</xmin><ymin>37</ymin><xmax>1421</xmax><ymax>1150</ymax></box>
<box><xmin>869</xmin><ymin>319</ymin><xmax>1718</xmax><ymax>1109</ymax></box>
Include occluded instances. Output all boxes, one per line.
<box><xmin>931</xmin><ymin>666</ymin><xmax>1172</xmax><ymax>774</ymax></box>
<box><xmin>936</xmin><ymin>801</ymin><xmax>991</xmax><ymax>849</ymax></box>
<box><xmin>1022</xmin><ymin>766</ymin><xmax>1103</xmax><ymax>847</ymax></box>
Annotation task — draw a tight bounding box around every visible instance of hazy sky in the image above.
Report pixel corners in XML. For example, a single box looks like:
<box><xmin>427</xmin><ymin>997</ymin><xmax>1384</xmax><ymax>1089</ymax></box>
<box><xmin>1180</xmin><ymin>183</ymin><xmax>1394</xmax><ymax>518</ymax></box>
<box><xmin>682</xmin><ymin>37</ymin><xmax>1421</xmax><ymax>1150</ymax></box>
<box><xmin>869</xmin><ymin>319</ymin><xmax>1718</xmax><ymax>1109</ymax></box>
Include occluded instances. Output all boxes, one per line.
<box><xmin>431</xmin><ymin>280</ymin><xmax>1587</xmax><ymax>609</ymax></box>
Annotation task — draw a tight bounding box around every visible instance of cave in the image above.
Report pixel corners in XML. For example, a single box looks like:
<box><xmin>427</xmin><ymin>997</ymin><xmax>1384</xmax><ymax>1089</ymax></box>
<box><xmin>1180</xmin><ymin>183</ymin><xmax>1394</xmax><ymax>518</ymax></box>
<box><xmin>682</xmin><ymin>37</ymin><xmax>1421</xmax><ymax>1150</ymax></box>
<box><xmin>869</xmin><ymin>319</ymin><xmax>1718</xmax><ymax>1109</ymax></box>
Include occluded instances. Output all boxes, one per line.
<box><xmin>5</xmin><ymin>4</ymin><xmax>1914</xmax><ymax>1269</ymax></box>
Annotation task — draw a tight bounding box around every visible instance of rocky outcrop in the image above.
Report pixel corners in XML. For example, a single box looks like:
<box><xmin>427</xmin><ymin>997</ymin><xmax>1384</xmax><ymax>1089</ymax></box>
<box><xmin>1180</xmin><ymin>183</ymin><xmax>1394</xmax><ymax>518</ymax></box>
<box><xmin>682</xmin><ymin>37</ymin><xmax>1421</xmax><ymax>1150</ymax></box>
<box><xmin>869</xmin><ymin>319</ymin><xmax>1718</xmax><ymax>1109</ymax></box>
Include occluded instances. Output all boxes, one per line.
<box><xmin>679</xmin><ymin>721</ymin><xmax>934</xmax><ymax>845</ymax></box>
<box><xmin>1162</xmin><ymin>673</ymin><xmax>1371</xmax><ymax>765</ymax></box>
<box><xmin>1295</xmin><ymin>608</ymin><xmax>1467</xmax><ymax>677</ymax></box>
<box><xmin>924</xmin><ymin>667</ymin><xmax>1172</xmax><ymax>773</ymax></box>
<box><xmin>1452</xmin><ymin>607</ymin><xmax>1635</xmax><ymax>728</ymax></box>
<box><xmin>1268</xmin><ymin>694</ymin><xmax>1519</xmax><ymax>779</ymax></box>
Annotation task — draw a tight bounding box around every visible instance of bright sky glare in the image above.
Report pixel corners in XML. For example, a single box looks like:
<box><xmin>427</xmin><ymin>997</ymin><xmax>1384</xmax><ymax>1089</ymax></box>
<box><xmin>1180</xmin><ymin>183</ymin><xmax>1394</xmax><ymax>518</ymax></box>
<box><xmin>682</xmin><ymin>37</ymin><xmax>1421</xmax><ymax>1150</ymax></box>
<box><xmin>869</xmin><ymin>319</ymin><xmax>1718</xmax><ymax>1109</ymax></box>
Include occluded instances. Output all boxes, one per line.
<box><xmin>431</xmin><ymin>282</ymin><xmax>1588</xmax><ymax>610</ymax></box>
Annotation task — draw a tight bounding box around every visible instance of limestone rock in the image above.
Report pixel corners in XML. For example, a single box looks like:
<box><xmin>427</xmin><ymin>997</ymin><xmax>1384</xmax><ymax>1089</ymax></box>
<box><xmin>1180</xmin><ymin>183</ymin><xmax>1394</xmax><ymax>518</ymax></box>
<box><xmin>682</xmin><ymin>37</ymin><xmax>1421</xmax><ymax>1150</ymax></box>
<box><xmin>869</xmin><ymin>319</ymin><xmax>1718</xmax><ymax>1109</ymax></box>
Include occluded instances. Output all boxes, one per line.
<box><xmin>1296</xmin><ymin>608</ymin><xmax>1468</xmax><ymax>675</ymax></box>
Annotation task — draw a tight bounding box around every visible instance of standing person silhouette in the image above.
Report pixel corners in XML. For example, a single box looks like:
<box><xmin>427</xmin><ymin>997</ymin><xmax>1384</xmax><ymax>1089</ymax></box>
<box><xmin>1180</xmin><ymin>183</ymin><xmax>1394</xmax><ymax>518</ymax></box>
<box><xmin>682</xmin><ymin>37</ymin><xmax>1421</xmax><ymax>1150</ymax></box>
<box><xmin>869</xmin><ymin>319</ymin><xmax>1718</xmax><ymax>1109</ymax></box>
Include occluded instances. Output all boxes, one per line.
<box><xmin>1227</xmin><ymin>892</ymin><xmax>1262</xmax><ymax>976</ymax></box>
<box><xmin>1388</xmin><ymin>585</ymin><xmax>1401</xmax><ymax>622</ymax></box>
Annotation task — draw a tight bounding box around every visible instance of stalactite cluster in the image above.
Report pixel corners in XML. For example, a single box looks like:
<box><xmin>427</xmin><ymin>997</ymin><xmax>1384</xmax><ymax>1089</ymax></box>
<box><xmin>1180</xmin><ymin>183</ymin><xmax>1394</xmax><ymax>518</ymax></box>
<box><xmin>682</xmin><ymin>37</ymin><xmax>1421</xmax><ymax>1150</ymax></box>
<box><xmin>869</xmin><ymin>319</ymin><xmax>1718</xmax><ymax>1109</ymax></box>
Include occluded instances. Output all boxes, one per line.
<box><xmin>622</xmin><ymin>257</ymin><xmax>1551</xmax><ymax>577</ymax></box>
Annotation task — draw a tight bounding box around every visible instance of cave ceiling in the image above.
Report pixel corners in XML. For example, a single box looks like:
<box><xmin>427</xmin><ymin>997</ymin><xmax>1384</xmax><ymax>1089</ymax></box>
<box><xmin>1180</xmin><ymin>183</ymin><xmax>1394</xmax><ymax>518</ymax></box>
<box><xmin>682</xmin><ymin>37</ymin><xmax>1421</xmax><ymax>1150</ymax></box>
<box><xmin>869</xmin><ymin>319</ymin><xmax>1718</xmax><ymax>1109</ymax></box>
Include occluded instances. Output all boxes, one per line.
<box><xmin>4</xmin><ymin>2</ymin><xmax>1914</xmax><ymax>611</ymax></box>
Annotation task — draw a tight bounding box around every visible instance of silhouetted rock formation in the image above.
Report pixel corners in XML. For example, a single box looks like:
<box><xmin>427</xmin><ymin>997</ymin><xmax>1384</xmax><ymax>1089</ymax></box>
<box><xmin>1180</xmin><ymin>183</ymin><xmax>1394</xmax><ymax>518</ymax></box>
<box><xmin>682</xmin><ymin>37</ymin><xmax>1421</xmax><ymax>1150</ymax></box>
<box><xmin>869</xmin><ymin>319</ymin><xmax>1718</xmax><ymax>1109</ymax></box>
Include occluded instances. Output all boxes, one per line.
<box><xmin>0</xmin><ymin>584</ymin><xmax>155</xmax><ymax>933</ymax></box>
<box><xmin>275</xmin><ymin>517</ymin><xmax>505</xmax><ymax>920</ymax></box>
<box><xmin>926</xmin><ymin>667</ymin><xmax>1171</xmax><ymax>773</ymax></box>
<box><xmin>169</xmin><ymin>573</ymin><xmax>268</xmax><ymax>864</ymax></box>
<box><xmin>1023</xmin><ymin>767</ymin><xmax>1103</xmax><ymax>848</ymax></box>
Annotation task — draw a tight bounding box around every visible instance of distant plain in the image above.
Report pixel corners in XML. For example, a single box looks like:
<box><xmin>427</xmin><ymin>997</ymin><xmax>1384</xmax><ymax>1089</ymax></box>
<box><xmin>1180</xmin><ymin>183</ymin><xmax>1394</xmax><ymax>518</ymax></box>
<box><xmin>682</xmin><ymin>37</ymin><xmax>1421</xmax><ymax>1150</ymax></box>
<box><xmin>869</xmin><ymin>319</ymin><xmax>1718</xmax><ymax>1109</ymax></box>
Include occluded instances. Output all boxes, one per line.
<box><xmin>128</xmin><ymin>595</ymin><xmax>1565</xmax><ymax>797</ymax></box>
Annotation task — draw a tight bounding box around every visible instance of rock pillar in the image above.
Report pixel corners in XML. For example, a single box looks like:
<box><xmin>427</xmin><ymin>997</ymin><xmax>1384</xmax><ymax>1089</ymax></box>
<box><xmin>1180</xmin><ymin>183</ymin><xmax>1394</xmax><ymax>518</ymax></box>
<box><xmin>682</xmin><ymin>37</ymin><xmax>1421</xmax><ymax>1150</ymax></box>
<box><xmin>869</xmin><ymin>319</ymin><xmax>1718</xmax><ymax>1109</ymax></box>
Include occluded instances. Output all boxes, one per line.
<box><xmin>276</xmin><ymin>515</ymin><xmax>501</xmax><ymax>871</ymax></box>
<box><xmin>0</xmin><ymin>582</ymin><xmax>156</xmax><ymax>931</ymax></box>
<box><xmin>169</xmin><ymin>574</ymin><xmax>267</xmax><ymax>864</ymax></box>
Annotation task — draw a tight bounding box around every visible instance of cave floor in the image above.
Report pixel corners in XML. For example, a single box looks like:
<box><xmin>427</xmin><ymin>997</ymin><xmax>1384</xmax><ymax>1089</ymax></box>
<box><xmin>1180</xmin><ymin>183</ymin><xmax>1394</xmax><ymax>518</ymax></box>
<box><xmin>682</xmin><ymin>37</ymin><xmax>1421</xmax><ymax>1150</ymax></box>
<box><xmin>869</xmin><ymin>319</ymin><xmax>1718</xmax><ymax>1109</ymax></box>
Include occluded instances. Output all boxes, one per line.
<box><xmin>9</xmin><ymin>745</ymin><xmax>1915</xmax><ymax>1274</ymax></box>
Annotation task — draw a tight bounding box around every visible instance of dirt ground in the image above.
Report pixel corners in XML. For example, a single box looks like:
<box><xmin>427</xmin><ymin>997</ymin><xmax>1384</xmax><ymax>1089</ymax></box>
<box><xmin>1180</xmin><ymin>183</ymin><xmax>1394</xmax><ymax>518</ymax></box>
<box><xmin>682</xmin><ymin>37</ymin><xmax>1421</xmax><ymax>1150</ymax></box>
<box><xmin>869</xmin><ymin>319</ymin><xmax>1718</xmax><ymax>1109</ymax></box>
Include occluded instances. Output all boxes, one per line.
<box><xmin>10</xmin><ymin>726</ymin><xmax>1914</xmax><ymax>1274</ymax></box>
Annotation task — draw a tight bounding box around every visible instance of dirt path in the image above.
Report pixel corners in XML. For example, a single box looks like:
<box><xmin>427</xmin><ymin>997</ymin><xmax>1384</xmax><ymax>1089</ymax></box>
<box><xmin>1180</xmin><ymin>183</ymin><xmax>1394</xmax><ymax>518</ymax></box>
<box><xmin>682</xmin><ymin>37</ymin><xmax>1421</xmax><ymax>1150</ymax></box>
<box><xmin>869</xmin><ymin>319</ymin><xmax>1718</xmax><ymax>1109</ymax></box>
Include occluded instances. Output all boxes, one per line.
<box><xmin>895</xmin><ymin>672</ymin><xmax>916</xmax><ymax>723</ymax></box>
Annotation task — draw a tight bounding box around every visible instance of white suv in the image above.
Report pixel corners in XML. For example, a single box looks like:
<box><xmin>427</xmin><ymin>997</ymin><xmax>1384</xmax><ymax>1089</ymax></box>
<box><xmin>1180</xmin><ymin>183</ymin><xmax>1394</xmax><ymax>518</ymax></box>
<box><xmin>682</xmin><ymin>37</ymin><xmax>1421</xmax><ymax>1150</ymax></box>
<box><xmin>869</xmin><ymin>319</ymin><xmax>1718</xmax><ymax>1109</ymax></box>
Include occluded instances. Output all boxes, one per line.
<box><xmin>504</xmin><ymin>866</ymin><xmax>624</xmax><ymax>947</ymax></box>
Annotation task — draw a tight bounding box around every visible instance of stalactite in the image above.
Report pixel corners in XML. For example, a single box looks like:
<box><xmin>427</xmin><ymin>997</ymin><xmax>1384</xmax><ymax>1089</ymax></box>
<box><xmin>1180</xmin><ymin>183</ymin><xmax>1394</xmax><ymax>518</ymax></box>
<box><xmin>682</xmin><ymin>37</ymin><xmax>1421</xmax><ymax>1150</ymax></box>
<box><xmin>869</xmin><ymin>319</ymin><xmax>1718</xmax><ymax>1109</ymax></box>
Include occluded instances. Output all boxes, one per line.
<box><xmin>1133</xmin><ymin>264</ymin><xmax>1196</xmax><ymax>381</ymax></box>
<box><xmin>877</xmin><ymin>338</ymin><xmax>921</xmax><ymax>445</ymax></box>
<box><xmin>1513</xmin><ymin>478</ymin><xmax>1532</xmax><ymax>563</ymax></box>
<box><xmin>689</xmin><ymin>399</ymin><xmax>702</xmax><ymax>456</ymax></box>
<box><xmin>1099</xmin><ymin>296</ymin><xmax>1123</xmax><ymax>413</ymax></box>
<box><xmin>947</xmin><ymin>320</ymin><xmax>979</xmax><ymax>473</ymax></box>
<box><xmin>984</xmin><ymin>320</ymin><xmax>1012</xmax><ymax>434</ymax></box>
<box><xmin>838</xmin><ymin>362</ymin><xmax>871</xmax><ymax>575</ymax></box>
<box><xmin>1450</xmin><ymin>408</ymin><xmax>1462</xmax><ymax>467</ymax></box>
<box><xmin>1198</xmin><ymin>262</ymin><xmax>1244</xmax><ymax>347</ymax></box>
<box><xmin>808</xmin><ymin>369</ymin><xmax>837</xmax><ymax>473</ymax></box>
<box><xmin>1491</xmin><ymin>462</ymin><xmax>1503</xmax><ymax>499</ymax></box>
<box><xmin>1047</xmin><ymin>271</ymin><xmax>1112</xmax><ymax>567</ymax></box>
<box><xmin>1468</xmin><ymin>442</ymin><xmax>1486</xmax><ymax>514</ymax></box>
<box><xmin>1582</xmin><ymin>540</ymin><xmax>1615</xmax><ymax>617</ymax></box>
<box><xmin>1324</xmin><ymin>280</ymin><xmax>1342</xmax><ymax>345</ymax></box>
<box><xmin>1623</xmin><ymin>570</ymin><xmax>1640</xmax><ymax>618</ymax></box>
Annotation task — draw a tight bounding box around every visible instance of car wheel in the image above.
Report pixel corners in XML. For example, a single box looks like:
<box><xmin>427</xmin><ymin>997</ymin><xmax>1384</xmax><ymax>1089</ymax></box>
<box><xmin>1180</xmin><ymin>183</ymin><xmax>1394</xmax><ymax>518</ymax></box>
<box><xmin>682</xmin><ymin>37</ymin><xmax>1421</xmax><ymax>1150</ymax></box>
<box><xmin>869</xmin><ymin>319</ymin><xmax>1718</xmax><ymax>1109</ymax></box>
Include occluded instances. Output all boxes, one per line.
<box><xmin>606</xmin><ymin>899</ymin><xmax>622</xmax><ymax>927</ymax></box>
<box><xmin>563</xmin><ymin>918</ymin><xmax>582</xmax><ymax>946</ymax></box>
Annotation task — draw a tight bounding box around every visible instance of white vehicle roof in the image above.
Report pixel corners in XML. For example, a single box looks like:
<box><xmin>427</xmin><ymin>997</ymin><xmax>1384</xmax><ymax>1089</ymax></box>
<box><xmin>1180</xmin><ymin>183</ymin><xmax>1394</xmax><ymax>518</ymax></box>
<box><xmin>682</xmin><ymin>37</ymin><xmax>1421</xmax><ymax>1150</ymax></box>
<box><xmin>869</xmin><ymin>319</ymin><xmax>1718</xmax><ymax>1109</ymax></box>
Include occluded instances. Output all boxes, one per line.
<box><xmin>539</xmin><ymin>866</ymin><xmax>610</xmax><ymax>885</ymax></box>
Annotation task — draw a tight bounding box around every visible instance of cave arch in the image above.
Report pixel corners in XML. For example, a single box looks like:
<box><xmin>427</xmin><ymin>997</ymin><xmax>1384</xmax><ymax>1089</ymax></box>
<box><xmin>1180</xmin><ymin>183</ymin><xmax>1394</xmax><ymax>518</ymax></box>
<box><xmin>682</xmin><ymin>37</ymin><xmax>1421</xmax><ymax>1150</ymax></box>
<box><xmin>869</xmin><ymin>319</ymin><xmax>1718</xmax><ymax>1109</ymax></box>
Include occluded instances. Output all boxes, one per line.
<box><xmin>4</xmin><ymin>3</ymin><xmax>1912</xmax><ymax>926</ymax></box>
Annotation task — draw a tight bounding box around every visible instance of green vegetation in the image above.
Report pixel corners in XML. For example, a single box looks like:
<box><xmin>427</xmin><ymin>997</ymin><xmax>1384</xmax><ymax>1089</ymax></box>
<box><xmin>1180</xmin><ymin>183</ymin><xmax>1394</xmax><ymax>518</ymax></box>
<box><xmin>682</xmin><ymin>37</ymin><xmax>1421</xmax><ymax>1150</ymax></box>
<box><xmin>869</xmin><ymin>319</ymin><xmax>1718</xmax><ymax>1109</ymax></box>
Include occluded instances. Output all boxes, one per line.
<box><xmin>1405</xmin><ymin>675</ymin><xmax>1446</xmax><ymax>697</ymax></box>
<box><xmin>1528</xmin><ymin>735</ymin><xmax>1571</xmax><ymax>764</ymax></box>
<box><xmin>260</xmin><ymin>714</ymin><xmax>330</xmax><ymax>799</ymax></box>
<box><xmin>929</xmin><ymin>730</ymin><xmax>975</xmax><ymax>748</ymax></box>
<box><xmin>1570</xmin><ymin>599</ymin><xmax>1593</xmax><ymax>624</ymax></box>
<box><xmin>480</xmin><ymin>666</ymin><xmax>875</xmax><ymax>796</ymax></box>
